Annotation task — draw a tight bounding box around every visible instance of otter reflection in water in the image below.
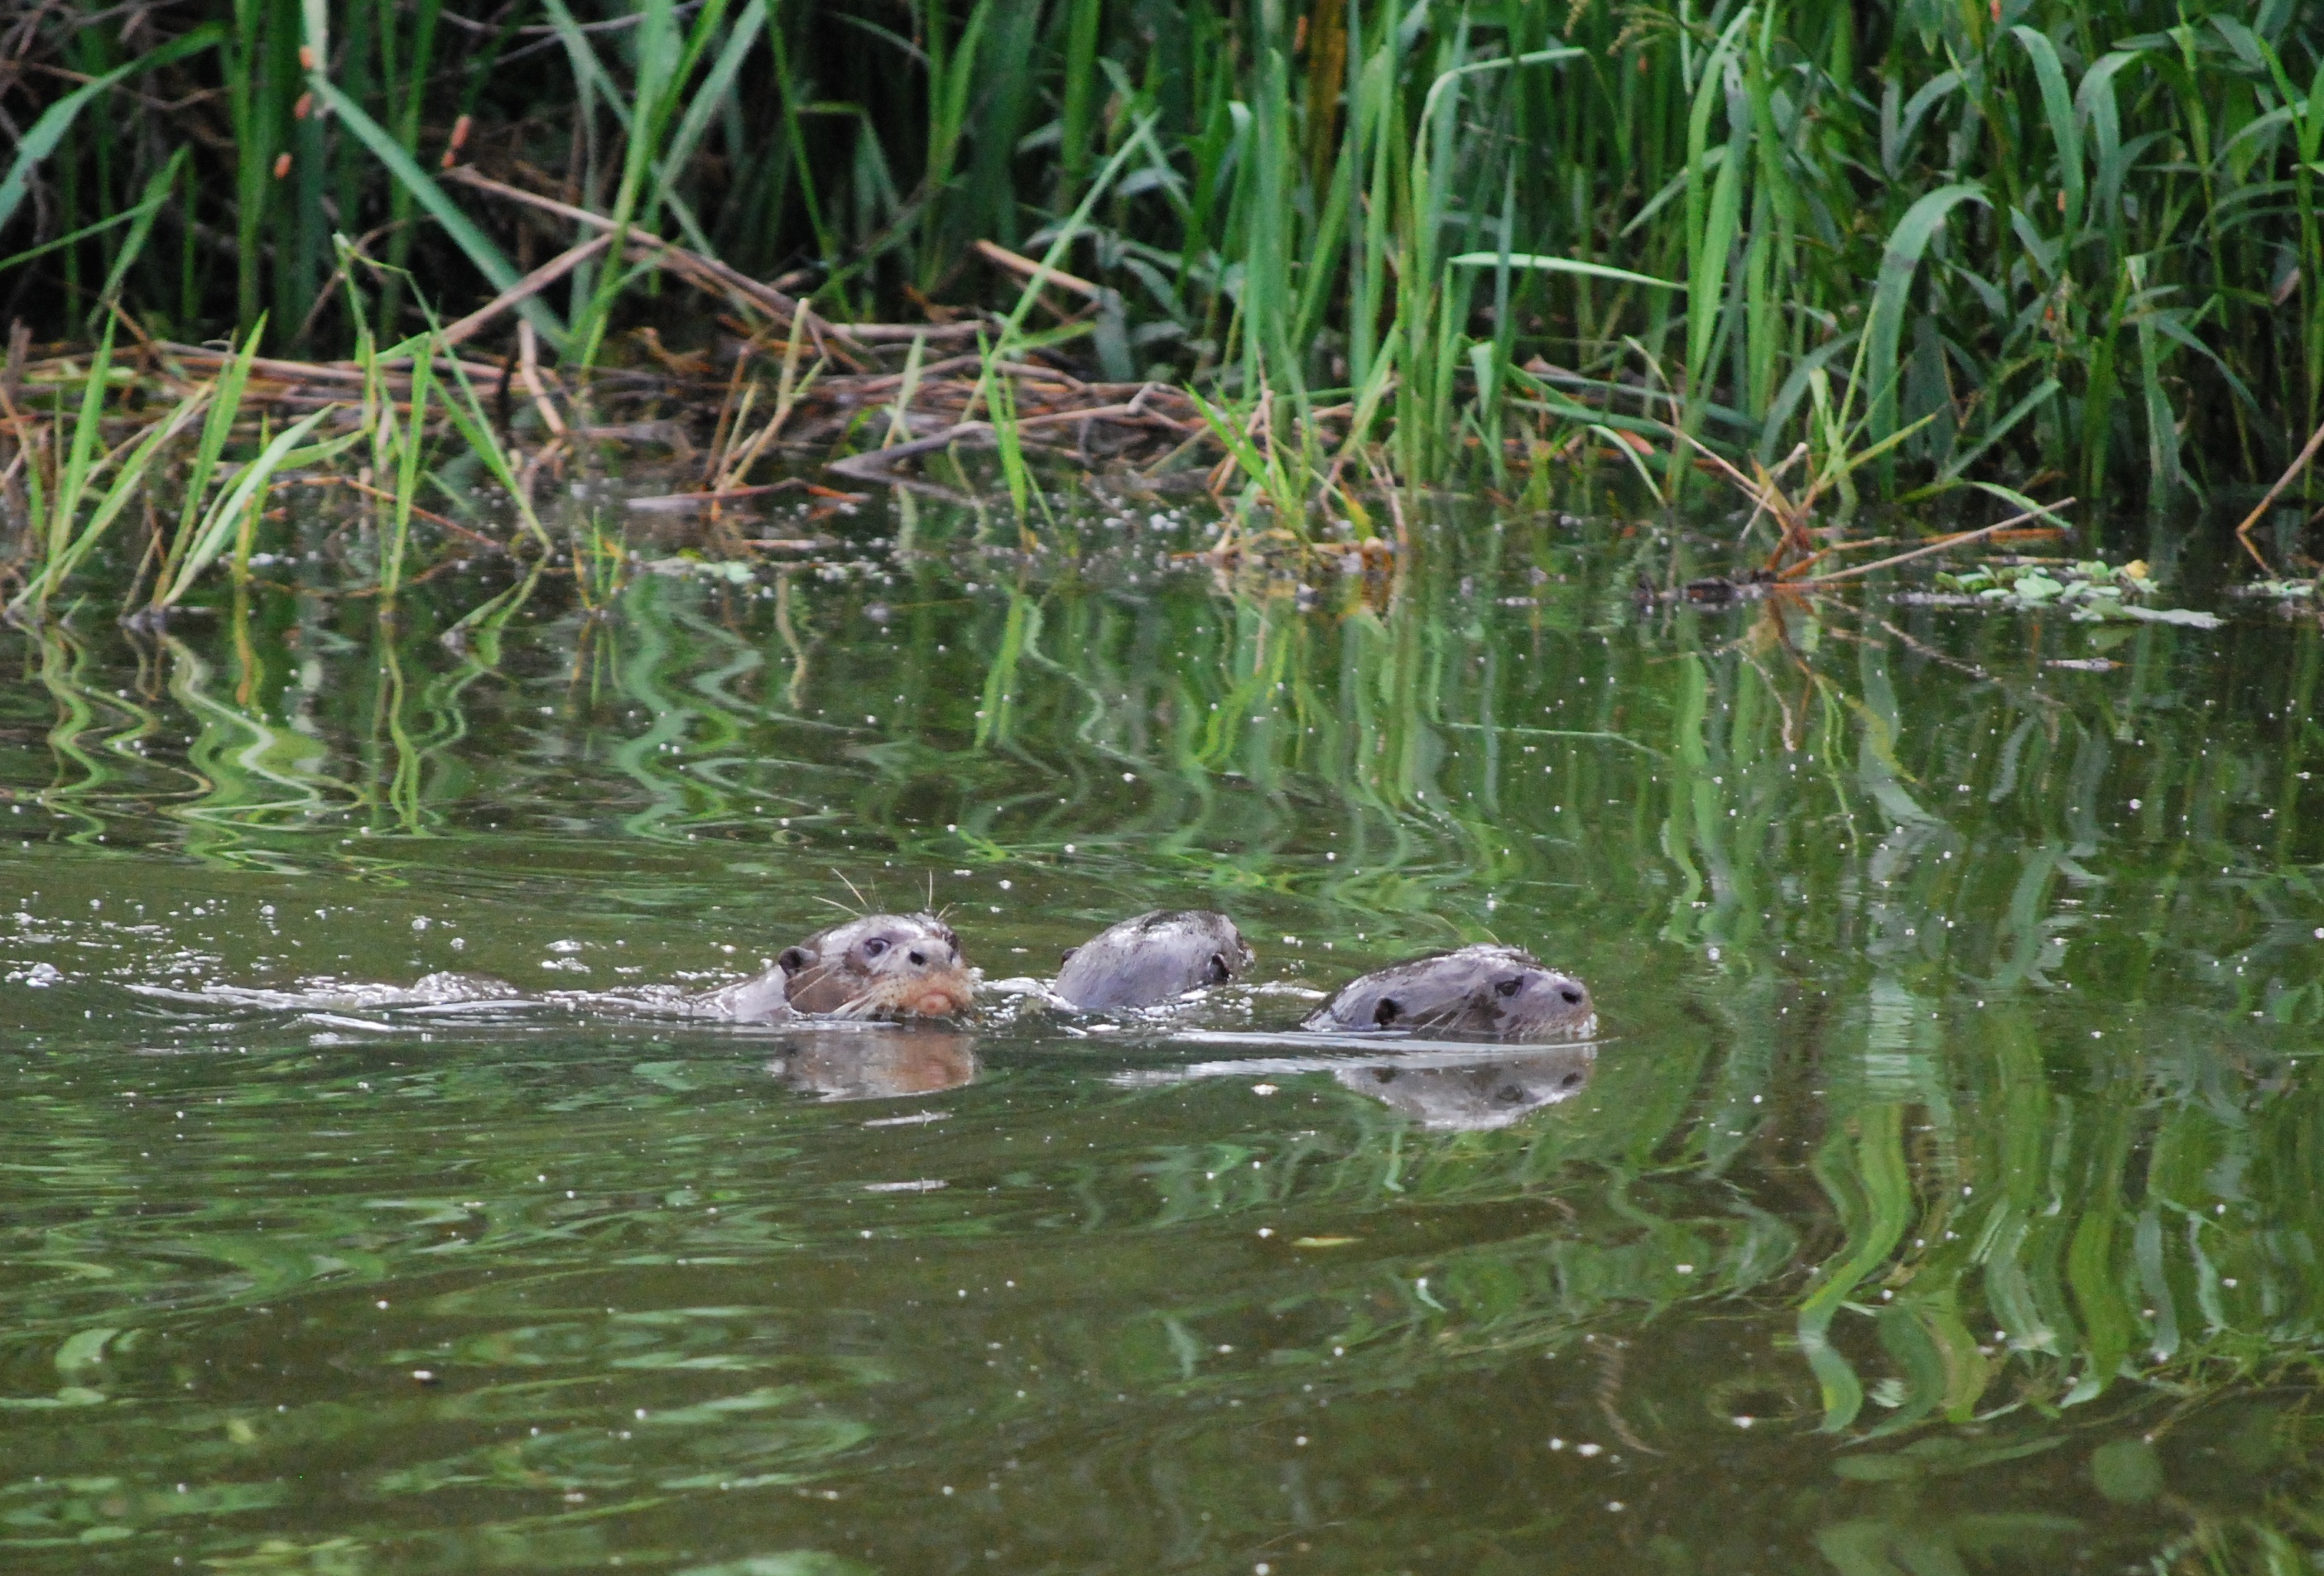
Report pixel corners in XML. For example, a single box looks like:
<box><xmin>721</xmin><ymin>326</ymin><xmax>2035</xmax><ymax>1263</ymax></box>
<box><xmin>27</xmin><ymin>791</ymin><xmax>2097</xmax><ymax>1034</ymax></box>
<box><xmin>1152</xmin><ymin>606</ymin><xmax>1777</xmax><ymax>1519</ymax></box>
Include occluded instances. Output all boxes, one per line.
<box><xmin>766</xmin><ymin>1027</ymin><xmax>979</xmax><ymax>1102</ymax></box>
<box><xmin>690</xmin><ymin>912</ymin><xmax>974</xmax><ymax>1023</ymax></box>
<box><xmin>1111</xmin><ymin>1041</ymin><xmax>1596</xmax><ymax>1131</ymax></box>
<box><xmin>1335</xmin><ymin>1044</ymin><xmax>1595</xmax><ymax>1130</ymax></box>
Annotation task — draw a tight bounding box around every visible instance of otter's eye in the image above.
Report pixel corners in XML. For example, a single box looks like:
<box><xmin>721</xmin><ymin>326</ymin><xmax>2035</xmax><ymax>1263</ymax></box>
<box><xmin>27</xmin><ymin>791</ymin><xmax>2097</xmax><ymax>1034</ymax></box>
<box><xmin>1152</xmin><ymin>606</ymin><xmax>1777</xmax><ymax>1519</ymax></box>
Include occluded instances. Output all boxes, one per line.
<box><xmin>1494</xmin><ymin>976</ymin><xmax>1524</xmax><ymax>997</ymax></box>
<box><xmin>861</xmin><ymin>938</ymin><xmax>889</xmax><ymax>959</ymax></box>
<box><xmin>1373</xmin><ymin>997</ymin><xmax>1401</xmax><ymax>1027</ymax></box>
<box><xmin>1558</xmin><ymin>985</ymin><xmax>1585</xmax><ymax>1005</ymax></box>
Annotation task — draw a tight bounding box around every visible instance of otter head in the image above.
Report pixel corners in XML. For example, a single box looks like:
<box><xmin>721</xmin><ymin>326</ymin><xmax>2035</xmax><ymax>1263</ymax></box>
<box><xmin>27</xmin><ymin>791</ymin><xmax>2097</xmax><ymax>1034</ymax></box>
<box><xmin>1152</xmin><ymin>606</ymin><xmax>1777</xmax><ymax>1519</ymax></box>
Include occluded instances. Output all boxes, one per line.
<box><xmin>778</xmin><ymin>912</ymin><xmax>974</xmax><ymax>1020</ymax></box>
<box><xmin>1305</xmin><ymin>944</ymin><xmax>1595</xmax><ymax>1040</ymax></box>
<box><xmin>1457</xmin><ymin>947</ymin><xmax>1594</xmax><ymax>1039</ymax></box>
<box><xmin>1054</xmin><ymin>910</ymin><xmax>1255</xmax><ymax>1010</ymax></box>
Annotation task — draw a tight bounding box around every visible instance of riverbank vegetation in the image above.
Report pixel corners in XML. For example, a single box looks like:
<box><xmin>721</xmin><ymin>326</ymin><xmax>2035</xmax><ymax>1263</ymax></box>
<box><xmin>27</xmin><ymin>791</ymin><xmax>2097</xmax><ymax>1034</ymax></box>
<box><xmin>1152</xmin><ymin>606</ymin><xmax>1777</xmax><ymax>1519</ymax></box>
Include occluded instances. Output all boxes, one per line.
<box><xmin>0</xmin><ymin>0</ymin><xmax>2320</xmax><ymax>603</ymax></box>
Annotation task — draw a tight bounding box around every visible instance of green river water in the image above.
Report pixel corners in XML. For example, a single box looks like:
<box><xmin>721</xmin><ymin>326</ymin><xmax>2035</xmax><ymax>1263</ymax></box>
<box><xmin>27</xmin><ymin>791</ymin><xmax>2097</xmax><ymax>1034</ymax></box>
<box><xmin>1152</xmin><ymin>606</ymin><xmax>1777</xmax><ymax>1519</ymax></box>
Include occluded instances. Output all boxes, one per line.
<box><xmin>2</xmin><ymin>491</ymin><xmax>2321</xmax><ymax>1574</ymax></box>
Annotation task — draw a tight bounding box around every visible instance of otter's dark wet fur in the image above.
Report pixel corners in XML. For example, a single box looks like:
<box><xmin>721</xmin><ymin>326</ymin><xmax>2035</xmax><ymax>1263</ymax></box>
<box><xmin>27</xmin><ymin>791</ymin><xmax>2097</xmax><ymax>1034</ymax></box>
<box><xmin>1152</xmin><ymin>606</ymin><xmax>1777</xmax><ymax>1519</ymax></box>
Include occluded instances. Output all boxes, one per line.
<box><xmin>692</xmin><ymin>912</ymin><xmax>974</xmax><ymax>1022</ymax></box>
<box><xmin>1301</xmin><ymin>944</ymin><xmax>1595</xmax><ymax>1040</ymax></box>
<box><xmin>1053</xmin><ymin>910</ymin><xmax>1254</xmax><ymax>1009</ymax></box>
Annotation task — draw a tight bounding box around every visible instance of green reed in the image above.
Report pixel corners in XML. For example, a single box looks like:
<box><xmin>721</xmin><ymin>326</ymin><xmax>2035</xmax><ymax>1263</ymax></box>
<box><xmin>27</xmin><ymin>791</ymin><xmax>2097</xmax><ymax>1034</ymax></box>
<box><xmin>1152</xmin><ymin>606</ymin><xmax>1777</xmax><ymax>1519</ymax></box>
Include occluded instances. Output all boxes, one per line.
<box><xmin>1</xmin><ymin>0</ymin><xmax>2318</xmax><ymax>533</ymax></box>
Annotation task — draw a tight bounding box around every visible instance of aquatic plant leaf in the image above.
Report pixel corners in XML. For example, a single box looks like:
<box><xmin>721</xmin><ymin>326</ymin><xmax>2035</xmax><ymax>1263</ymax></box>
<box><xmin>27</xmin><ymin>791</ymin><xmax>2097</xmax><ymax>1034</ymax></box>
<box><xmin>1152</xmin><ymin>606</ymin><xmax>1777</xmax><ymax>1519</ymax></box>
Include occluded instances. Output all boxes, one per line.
<box><xmin>1866</xmin><ymin>185</ymin><xmax>1990</xmax><ymax>447</ymax></box>
<box><xmin>151</xmin><ymin>408</ymin><xmax>349</xmax><ymax>609</ymax></box>
<box><xmin>1446</xmin><ymin>253</ymin><xmax>1683</xmax><ymax>291</ymax></box>
<box><xmin>0</xmin><ymin>25</ymin><xmax>222</xmax><ymax>239</ymax></box>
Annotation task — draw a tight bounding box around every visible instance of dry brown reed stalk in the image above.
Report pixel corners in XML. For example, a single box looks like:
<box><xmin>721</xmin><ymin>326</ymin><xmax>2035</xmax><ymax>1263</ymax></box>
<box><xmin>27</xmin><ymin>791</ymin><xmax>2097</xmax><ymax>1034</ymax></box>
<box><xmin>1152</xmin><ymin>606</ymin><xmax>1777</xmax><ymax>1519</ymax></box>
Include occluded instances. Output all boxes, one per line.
<box><xmin>442</xmin><ymin>166</ymin><xmax>802</xmax><ymax>322</ymax></box>
<box><xmin>1787</xmin><ymin>506</ymin><xmax>2075</xmax><ymax>587</ymax></box>
<box><xmin>442</xmin><ymin>168</ymin><xmax>1003</xmax><ymax>362</ymax></box>
<box><xmin>7</xmin><ymin>324</ymin><xmax>1224</xmax><ymax>488</ymax></box>
<box><xmin>623</xmin><ymin>480</ymin><xmax>808</xmax><ymax>515</ymax></box>
<box><xmin>714</xmin><ymin>323</ymin><xmax>816</xmax><ymax>495</ymax></box>
<box><xmin>435</xmin><ymin>234</ymin><xmax>614</xmax><ymax>351</ymax></box>
<box><xmin>824</xmin><ymin>394</ymin><xmax>1188</xmax><ymax>483</ymax></box>
<box><xmin>970</xmin><ymin>241</ymin><xmax>1111</xmax><ymax>305</ymax></box>
<box><xmin>2233</xmin><ymin>415</ymin><xmax>2324</xmax><ymax>574</ymax></box>
<box><xmin>515</xmin><ymin>320</ymin><xmax>567</xmax><ymax>438</ymax></box>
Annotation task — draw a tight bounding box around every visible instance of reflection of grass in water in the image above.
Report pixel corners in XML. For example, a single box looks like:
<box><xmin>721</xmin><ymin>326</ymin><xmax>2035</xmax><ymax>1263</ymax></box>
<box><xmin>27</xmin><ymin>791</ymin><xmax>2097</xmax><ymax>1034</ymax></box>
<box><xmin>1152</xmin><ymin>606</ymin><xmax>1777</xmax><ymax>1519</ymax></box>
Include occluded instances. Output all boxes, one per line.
<box><xmin>30</xmin><ymin>619</ymin><xmax>190</xmax><ymax>842</ymax></box>
<box><xmin>10</xmin><ymin>507</ymin><xmax>2324</xmax><ymax>1564</ymax></box>
<box><xmin>1633</xmin><ymin>600</ymin><xmax>2324</xmax><ymax>1451</ymax></box>
<box><xmin>604</xmin><ymin>579</ymin><xmax>722</xmax><ymax>843</ymax></box>
<box><xmin>161</xmin><ymin>627</ymin><xmax>353</xmax><ymax>860</ymax></box>
<box><xmin>965</xmin><ymin>555</ymin><xmax>2324</xmax><ymax>1554</ymax></box>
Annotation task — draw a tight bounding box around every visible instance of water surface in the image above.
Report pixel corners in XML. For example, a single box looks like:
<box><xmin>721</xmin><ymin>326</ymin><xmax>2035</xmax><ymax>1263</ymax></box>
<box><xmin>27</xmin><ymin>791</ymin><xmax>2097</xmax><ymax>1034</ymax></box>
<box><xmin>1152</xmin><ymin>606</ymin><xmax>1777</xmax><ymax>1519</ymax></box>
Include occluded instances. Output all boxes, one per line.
<box><xmin>2</xmin><ymin>492</ymin><xmax>2320</xmax><ymax>1574</ymax></box>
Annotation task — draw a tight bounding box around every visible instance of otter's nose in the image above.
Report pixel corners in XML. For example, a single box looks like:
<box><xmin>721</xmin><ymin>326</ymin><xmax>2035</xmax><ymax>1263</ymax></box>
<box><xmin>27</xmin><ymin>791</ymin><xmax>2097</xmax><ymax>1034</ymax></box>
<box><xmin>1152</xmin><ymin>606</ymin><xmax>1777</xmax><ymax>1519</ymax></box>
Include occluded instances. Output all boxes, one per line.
<box><xmin>907</xmin><ymin>949</ymin><xmax>927</xmax><ymax>966</ymax></box>
<box><xmin>1559</xmin><ymin>985</ymin><xmax>1585</xmax><ymax>1005</ymax></box>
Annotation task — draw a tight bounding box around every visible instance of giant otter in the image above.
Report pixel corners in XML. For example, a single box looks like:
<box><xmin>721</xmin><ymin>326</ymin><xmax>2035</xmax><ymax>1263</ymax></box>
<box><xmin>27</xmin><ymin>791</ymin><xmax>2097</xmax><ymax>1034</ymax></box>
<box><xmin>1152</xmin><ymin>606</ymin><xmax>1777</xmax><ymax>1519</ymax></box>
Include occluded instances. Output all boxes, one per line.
<box><xmin>691</xmin><ymin>912</ymin><xmax>974</xmax><ymax>1022</ymax></box>
<box><xmin>1053</xmin><ymin>909</ymin><xmax>1254</xmax><ymax>1009</ymax></box>
<box><xmin>1300</xmin><ymin>944</ymin><xmax>1594</xmax><ymax>1040</ymax></box>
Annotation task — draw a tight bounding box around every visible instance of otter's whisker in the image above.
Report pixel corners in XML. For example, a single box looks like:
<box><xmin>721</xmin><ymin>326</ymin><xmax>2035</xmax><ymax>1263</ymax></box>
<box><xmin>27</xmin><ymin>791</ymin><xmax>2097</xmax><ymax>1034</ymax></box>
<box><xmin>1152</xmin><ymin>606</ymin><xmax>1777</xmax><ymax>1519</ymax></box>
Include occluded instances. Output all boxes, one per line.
<box><xmin>829</xmin><ymin>868</ymin><xmax>875</xmax><ymax>915</ymax></box>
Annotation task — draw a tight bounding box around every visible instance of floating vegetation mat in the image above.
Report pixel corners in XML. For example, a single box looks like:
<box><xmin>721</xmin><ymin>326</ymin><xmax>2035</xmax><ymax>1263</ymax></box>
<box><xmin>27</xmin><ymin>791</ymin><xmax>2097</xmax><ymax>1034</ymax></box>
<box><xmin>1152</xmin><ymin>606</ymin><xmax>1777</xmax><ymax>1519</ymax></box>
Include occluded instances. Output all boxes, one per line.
<box><xmin>1915</xmin><ymin>559</ymin><xmax>2225</xmax><ymax>627</ymax></box>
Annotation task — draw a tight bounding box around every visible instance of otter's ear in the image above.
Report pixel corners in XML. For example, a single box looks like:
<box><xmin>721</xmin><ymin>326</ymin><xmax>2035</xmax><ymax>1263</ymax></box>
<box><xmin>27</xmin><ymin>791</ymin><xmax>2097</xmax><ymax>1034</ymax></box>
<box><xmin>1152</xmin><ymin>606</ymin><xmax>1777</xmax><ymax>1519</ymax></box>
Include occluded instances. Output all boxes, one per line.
<box><xmin>1059</xmin><ymin>946</ymin><xmax>1080</xmax><ymax>964</ymax></box>
<box><xmin>777</xmin><ymin>946</ymin><xmax>811</xmax><ymax>976</ymax></box>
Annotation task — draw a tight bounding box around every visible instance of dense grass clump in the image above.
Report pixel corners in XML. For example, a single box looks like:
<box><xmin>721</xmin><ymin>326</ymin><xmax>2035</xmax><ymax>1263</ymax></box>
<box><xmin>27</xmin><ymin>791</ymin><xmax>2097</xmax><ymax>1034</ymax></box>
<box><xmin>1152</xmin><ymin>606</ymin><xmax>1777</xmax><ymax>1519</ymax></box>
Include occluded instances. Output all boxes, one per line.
<box><xmin>1</xmin><ymin>0</ymin><xmax>2320</xmax><ymax>520</ymax></box>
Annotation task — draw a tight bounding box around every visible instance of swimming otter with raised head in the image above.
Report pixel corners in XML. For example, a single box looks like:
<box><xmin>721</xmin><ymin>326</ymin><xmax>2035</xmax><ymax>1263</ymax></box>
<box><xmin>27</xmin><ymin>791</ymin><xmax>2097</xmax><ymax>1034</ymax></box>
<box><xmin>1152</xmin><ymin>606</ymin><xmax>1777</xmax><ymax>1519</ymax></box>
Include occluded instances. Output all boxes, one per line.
<box><xmin>1053</xmin><ymin>910</ymin><xmax>1254</xmax><ymax>1009</ymax></box>
<box><xmin>691</xmin><ymin>912</ymin><xmax>974</xmax><ymax>1023</ymax></box>
<box><xmin>1300</xmin><ymin>944</ymin><xmax>1594</xmax><ymax>1040</ymax></box>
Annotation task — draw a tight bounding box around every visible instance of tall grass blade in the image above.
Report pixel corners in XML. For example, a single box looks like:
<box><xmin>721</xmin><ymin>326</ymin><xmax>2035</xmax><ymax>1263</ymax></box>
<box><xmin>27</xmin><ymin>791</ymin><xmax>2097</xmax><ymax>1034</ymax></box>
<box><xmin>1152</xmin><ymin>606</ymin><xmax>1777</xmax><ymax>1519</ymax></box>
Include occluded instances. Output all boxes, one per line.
<box><xmin>0</xmin><ymin>25</ymin><xmax>222</xmax><ymax>238</ymax></box>
<box><xmin>152</xmin><ymin>407</ymin><xmax>349</xmax><ymax>610</ymax></box>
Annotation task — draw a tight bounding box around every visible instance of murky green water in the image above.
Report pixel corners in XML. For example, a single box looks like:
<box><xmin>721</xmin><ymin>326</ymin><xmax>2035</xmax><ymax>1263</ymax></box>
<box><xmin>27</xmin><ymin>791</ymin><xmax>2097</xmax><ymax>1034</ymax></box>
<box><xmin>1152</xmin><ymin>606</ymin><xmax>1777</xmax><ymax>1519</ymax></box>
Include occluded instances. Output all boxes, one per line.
<box><xmin>3</xmin><ymin>492</ymin><xmax>2321</xmax><ymax>1574</ymax></box>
